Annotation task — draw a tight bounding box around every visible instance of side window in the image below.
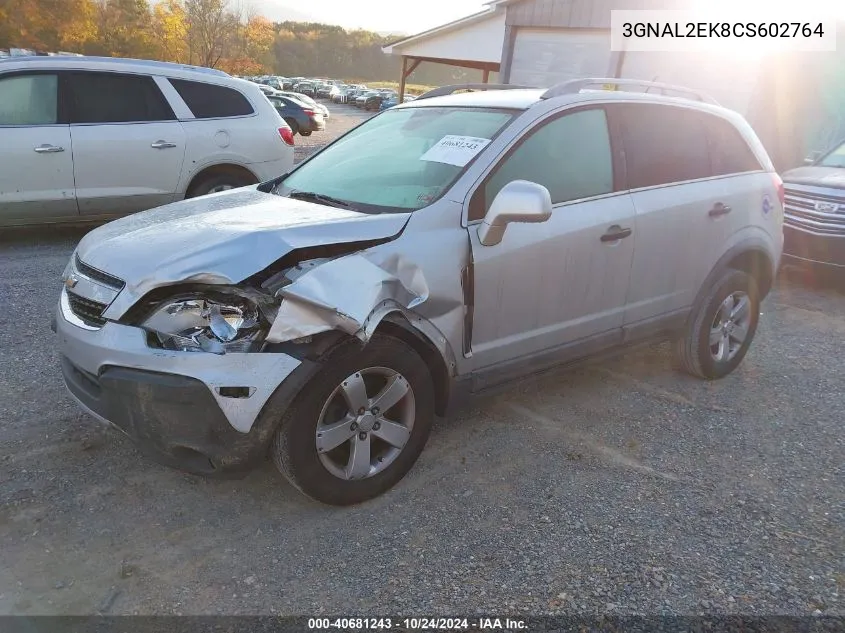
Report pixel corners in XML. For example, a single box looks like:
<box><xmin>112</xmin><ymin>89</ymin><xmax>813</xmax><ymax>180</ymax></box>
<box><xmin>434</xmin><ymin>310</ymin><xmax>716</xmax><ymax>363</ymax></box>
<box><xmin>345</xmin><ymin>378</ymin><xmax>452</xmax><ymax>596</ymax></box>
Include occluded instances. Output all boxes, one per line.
<box><xmin>66</xmin><ymin>72</ymin><xmax>175</xmax><ymax>124</ymax></box>
<box><xmin>706</xmin><ymin>117</ymin><xmax>762</xmax><ymax>176</ymax></box>
<box><xmin>169</xmin><ymin>79</ymin><xmax>254</xmax><ymax>119</ymax></box>
<box><xmin>473</xmin><ymin>108</ymin><xmax>614</xmax><ymax>221</ymax></box>
<box><xmin>0</xmin><ymin>74</ymin><xmax>58</xmax><ymax>125</ymax></box>
<box><xmin>617</xmin><ymin>104</ymin><xmax>711</xmax><ymax>189</ymax></box>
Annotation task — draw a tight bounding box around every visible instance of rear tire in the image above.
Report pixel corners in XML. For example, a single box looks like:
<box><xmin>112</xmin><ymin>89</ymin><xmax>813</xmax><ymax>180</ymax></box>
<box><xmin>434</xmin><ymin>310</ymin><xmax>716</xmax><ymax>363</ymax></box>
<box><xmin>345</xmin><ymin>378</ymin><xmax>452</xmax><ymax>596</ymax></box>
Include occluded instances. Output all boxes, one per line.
<box><xmin>300</xmin><ymin>130</ymin><xmax>312</xmax><ymax>137</ymax></box>
<box><xmin>673</xmin><ymin>269</ymin><xmax>760</xmax><ymax>380</ymax></box>
<box><xmin>272</xmin><ymin>334</ymin><xmax>435</xmax><ymax>506</ymax></box>
<box><xmin>187</xmin><ymin>171</ymin><xmax>255</xmax><ymax>198</ymax></box>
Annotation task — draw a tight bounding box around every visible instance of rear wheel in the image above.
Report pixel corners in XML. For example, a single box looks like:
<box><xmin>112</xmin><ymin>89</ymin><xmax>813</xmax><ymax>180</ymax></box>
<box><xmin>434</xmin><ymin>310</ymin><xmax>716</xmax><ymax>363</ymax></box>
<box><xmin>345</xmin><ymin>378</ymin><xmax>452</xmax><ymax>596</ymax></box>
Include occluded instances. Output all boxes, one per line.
<box><xmin>272</xmin><ymin>335</ymin><xmax>434</xmax><ymax>505</ymax></box>
<box><xmin>673</xmin><ymin>269</ymin><xmax>760</xmax><ymax>380</ymax></box>
<box><xmin>187</xmin><ymin>171</ymin><xmax>255</xmax><ymax>198</ymax></box>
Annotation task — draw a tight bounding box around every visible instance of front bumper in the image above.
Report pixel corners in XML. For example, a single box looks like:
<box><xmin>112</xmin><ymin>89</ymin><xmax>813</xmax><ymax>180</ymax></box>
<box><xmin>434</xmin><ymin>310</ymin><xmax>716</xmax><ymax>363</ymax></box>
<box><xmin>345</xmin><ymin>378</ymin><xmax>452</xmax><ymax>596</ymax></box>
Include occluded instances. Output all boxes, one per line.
<box><xmin>783</xmin><ymin>225</ymin><xmax>845</xmax><ymax>269</ymax></box>
<box><xmin>56</xmin><ymin>290</ymin><xmax>306</xmax><ymax>476</ymax></box>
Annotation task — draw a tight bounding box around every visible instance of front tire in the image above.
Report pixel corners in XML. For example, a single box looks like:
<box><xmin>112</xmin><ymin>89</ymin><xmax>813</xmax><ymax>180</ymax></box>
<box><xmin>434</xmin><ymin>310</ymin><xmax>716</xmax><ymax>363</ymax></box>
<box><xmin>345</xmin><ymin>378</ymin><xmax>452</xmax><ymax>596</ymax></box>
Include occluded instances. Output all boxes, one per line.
<box><xmin>272</xmin><ymin>334</ymin><xmax>435</xmax><ymax>506</ymax></box>
<box><xmin>673</xmin><ymin>269</ymin><xmax>760</xmax><ymax>380</ymax></box>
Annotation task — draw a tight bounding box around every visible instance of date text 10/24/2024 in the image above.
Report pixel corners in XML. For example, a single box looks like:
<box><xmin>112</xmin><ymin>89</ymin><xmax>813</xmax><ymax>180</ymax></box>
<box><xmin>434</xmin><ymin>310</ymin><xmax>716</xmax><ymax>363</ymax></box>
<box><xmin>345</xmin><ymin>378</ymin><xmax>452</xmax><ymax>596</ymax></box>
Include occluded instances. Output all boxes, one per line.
<box><xmin>308</xmin><ymin>618</ymin><xmax>528</xmax><ymax>630</ymax></box>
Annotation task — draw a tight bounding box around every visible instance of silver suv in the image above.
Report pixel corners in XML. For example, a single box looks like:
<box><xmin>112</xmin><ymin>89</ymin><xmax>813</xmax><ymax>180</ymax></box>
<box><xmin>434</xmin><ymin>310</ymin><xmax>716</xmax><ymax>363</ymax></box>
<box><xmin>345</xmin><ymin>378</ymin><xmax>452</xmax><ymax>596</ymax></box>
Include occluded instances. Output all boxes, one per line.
<box><xmin>55</xmin><ymin>79</ymin><xmax>783</xmax><ymax>505</ymax></box>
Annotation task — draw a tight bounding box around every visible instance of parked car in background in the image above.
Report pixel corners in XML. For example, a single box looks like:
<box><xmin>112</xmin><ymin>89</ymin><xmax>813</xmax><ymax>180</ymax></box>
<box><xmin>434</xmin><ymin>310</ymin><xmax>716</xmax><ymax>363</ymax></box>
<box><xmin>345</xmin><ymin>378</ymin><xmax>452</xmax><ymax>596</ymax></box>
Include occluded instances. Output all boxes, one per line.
<box><xmin>55</xmin><ymin>80</ymin><xmax>783</xmax><ymax>505</ymax></box>
<box><xmin>0</xmin><ymin>56</ymin><xmax>294</xmax><ymax>227</ymax></box>
<box><xmin>267</xmin><ymin>94</ymin><xmax>325</xmax><ymax>136</ymax></box>
<box><xmin>332</xmin><ymin>87</ymin><xmax>348</xmax><ymax>103</ymax></box>
<box><xmin>361</xmin><ymin>90</ymin><xmax>396</xmax><ymax>111</ymax></box>
<box><xmin>279</xmin><ymin>91</ymin><xmax>329</xmax><ymax>120</ymax></box>
<box><xmin>336</xmin><ymin>85</ymin><xmax>366</xmax><ymax>104</ymax></box>
<box><xmin>258</xmin><ymin>84</ymin><xmax>282</xmax><ymax>97</ymax></box>
<box><xmin>379</xmin><ymin>94</ymin><xmax>416</xmax><ymax>111</ymax></box>
<box><xmin>294</xmin><ymin>81</ymin><xmax>315</xmax><ymax>97</ymax></box>
<box><xmin>315</xmin><ymin>82</ymin><xmax>333</xmax><ymax>98</ymax></box>
<box><xmin>781</xmin><ymin>138</ymin><xmax>845</xmax><ymax>272</ymax></box>
<box><xmin>354</xmin><ymin>90</ymin><xmax>381</xmax><ymax>108</ymax></box>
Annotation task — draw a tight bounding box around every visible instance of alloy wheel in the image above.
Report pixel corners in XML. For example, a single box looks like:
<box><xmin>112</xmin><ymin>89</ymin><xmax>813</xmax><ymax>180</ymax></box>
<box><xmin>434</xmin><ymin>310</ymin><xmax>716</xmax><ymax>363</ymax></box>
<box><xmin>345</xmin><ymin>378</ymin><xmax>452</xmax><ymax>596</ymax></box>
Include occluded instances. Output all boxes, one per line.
<box><xmin>315</xmin><ymin>367</ymin><xmax>415</xmax><ymax>480</ymax></box>
<box><xmin>709</xmin><ymin>291</ymin><xmax>751</xmax><ymax>363</ymax></box>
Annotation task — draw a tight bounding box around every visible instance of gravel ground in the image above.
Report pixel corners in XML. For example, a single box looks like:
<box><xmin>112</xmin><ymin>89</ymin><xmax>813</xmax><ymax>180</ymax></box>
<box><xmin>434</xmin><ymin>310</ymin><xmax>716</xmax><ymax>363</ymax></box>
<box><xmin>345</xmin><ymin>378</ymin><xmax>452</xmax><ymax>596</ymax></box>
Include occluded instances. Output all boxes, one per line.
<box><xmin>294</xmin><ymin>104</ymin><xmax>372</xmax><ymax>163</ymax></box>
<box><xmin>1</xmin><ymin>103</ymin><xmax>844</xmax><ymax>617</ymax></box>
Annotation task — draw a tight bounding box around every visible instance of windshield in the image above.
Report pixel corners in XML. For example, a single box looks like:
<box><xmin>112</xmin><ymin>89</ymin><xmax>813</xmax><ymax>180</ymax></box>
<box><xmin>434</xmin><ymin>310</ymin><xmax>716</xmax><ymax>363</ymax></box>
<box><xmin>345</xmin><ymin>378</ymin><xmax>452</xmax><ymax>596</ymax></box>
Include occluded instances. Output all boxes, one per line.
<box><xmin>819</xmin><ymin>141</ymin><xmax>845</xmax><ymax>168</ymax></box>
<box><xmin>275</xmin><ymin>106</ymin><xmax>516</xmax><ymax>213</ymax></box>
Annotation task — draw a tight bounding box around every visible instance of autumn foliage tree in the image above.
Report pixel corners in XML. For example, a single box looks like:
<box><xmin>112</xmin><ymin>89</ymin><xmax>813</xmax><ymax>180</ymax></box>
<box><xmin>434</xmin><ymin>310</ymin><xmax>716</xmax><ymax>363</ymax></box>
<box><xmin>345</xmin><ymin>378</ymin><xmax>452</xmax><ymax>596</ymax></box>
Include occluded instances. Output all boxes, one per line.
<box><xmin>0</xmin><ymin>0</ymin><xmax>97</xmax><ymax>51</ymax></box>
<box><xmin>0</xmin><ymin>0</ymin><xmax>480</xmax><ymax>84</ymax></box>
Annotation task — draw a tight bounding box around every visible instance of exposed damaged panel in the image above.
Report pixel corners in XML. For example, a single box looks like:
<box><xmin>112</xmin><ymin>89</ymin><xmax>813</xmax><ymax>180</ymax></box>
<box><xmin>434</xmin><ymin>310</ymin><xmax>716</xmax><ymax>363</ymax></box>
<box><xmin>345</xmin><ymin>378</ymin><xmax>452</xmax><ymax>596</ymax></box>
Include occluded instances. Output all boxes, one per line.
<box><xmin>267</xmin><ymin>252</ymin><xmax>430</xmax><ymax>343</ymax></box>
<box><xmin>84</xmin><ymin>188</ymin><xmax>411</xmax><ymax>320</ymax></box>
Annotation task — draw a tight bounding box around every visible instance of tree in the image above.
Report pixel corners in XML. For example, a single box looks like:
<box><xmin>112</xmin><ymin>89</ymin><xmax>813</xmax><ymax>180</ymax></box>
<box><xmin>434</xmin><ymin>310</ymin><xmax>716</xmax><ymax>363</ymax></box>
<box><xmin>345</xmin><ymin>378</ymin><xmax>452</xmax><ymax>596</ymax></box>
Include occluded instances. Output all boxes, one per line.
<box><xmin>184</xmin><ymin>0</ymin><xmax>240</xmax><ymax>68</ymax></box>
<box><xmin>151</xmin><ymin>0</ymin><xmax>189</xmax><ymax>63</ymax></box>
<box><xmin>0</xmin><ymin>0</ymin><xmax>97</xmax><ymax>51</ymax></box>
<box><xmin>91</xmin><ymin>0</ymin><xmax>154</xmax><ymax>57</ymax></box>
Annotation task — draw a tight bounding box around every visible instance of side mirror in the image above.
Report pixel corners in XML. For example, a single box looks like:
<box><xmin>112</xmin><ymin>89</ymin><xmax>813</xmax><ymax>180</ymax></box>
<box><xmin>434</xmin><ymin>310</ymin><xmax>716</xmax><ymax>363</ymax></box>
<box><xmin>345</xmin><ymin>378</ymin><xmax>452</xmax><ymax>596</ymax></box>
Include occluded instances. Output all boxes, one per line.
<box><xmin>477</xmin><ymin>180</ymin><xmax>552</xmax><ymax>246</ymax></box>
<box><xmin>804</xmin><ymin>151</ymin><xmax>822</xmax><ymax>165</ymax></box>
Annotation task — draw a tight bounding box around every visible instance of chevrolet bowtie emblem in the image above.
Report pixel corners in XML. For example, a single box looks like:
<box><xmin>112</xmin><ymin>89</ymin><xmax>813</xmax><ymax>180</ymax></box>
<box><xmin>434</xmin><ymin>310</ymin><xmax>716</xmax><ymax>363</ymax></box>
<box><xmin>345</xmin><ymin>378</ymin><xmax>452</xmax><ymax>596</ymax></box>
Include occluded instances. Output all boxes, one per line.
<box><xmin>64</xmin><ymin>274</ymin><xmax>80</xmax><ymax>289</ymax></box>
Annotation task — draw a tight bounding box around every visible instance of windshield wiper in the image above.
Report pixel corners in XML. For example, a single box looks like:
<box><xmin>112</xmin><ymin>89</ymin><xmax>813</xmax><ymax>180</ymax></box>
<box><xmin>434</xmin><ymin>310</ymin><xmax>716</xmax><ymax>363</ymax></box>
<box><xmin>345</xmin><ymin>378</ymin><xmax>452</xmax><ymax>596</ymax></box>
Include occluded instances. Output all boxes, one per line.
<box><xmin>288</xmin><ymin>190</ymin><xmax>356</xmax><ymax>209</ymax></box>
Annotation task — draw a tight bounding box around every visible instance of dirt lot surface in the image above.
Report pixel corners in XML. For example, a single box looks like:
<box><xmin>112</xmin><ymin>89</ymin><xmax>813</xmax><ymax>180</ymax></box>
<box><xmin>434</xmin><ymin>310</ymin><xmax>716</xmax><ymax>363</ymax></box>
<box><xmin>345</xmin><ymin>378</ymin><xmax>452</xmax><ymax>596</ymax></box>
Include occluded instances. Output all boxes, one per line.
<box><xmin>1</xmin><ymin>104</ymin><xmax>843</xmax><ymax>616</ymax></box>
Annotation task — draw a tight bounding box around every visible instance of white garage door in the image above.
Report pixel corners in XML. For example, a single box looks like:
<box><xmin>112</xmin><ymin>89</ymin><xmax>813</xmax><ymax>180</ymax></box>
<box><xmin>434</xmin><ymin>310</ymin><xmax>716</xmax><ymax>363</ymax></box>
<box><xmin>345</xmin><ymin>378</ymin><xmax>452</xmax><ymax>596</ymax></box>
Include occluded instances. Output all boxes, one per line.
<box><xmin>620</xmin><ymin>52</ymin><xmax>762</xmax><ymax>115</ymax></box>
<box><xmin>509</xmin><ymin>29</ymin><xmax>612</xmax><ymax>88</ymax></box>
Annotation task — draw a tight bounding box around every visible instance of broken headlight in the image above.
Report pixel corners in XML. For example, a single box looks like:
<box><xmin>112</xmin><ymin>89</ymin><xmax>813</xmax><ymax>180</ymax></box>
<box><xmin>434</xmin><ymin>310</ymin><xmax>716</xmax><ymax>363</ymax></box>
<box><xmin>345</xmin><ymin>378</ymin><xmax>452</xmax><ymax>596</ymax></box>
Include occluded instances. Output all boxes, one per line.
<box><xmin>142</xmin><ymin>296</ymin><xmax>265</xmax><ymax>354</ymax></box>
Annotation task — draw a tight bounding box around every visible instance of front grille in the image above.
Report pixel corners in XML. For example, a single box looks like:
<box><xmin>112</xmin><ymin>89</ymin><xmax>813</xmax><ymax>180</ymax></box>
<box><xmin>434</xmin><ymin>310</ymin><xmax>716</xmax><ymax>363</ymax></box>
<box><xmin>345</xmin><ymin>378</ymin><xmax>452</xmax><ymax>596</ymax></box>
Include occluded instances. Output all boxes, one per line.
<box><xmin>66</xmin><ymin>291</ymin><xmax>108</xmax><ymax>327</ymax></box>
<box><xmin>75</xmin><ymin>254</ymin><xmax>125</xmax><ymax>290</ymax></box>
<box><xmin>784</xmin><ymin>187</ymin><xmax>845</xmax><ymax>236</ymax></box>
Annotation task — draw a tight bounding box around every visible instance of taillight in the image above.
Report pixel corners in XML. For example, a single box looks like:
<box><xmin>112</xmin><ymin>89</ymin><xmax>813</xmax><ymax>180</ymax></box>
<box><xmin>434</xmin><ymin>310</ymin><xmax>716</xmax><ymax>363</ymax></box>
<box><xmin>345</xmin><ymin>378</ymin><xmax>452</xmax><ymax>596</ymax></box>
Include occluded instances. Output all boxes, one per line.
<box><xmin>303</xmin><ymin>109</ymin><xmax>315</xmax><ymax>116</ymax></box>
<box><xmin>772</xmin><ymin>172</ymin><xmax>785</xmax><ymax>206</ymax></box>
<box><xmin>278</xmin><ymin>127</ymin><xmax>295</xmax><ymax>146</ymax></box>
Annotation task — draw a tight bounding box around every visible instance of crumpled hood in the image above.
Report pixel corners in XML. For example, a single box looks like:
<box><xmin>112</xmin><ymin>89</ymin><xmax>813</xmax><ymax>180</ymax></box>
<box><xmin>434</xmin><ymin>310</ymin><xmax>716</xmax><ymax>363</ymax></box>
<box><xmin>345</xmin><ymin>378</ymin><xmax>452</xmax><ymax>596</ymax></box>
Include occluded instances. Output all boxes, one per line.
<box><xmin>75</xmin><ymin>189</ymin><xmax>410</xmax><ymax>318</ymax></box>
<box><xmin>782</xmin><ymin>166</ymin><xmax>845</xmax><ymax>190</ymax></box>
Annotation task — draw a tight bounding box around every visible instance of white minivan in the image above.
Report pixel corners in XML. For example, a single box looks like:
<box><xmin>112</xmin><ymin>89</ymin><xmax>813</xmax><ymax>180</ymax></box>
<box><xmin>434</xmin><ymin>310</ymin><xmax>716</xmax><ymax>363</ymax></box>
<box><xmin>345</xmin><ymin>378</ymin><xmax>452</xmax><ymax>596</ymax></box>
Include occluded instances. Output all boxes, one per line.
<box><xmin>0</xmin><ymin>56</ymin><xmax>295</xmax><ymax>227</ymax></box>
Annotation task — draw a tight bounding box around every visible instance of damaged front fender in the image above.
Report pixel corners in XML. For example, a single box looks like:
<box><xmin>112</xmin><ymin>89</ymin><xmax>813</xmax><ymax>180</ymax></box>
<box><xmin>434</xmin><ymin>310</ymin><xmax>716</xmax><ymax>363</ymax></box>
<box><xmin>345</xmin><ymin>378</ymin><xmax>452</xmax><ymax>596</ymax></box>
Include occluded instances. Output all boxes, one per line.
<box><xmin>267</xmin><ymin>251</ymin><xmax>430</xmax><ymax>344</ymax></box>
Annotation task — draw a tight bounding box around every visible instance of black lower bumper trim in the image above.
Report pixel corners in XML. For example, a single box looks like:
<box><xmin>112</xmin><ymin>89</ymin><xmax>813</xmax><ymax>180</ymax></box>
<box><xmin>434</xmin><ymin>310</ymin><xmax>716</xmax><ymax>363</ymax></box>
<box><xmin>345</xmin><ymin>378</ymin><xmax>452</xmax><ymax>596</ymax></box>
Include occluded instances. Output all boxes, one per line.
<box><xmin>61</xmin><ymin>357</ymin><xmax>269</xmax><ymax>478</ymax></box>
<box><xmin>784</xmin><ymin>225</ymin><xmax>845</xmax><ymax>268</ymax></box>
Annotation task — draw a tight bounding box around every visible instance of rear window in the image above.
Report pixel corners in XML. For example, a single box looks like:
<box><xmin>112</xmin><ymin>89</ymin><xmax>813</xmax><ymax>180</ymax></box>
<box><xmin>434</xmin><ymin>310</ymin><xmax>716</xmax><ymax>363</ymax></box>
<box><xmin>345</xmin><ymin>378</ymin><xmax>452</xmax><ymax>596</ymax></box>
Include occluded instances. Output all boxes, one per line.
<box><xmin>706</xmin><ymin>117</ymin><xmax>762</xmax><ymax>176</ymax></box>
<box><xmin>169</xmin><ymin>79</ymin><xmax>254</xmax><ymax>119</ymax></box>
<box><xmin>615</xmin><ymin>104</ymin><xmax>711</xmax><ymax>189</ymax></box>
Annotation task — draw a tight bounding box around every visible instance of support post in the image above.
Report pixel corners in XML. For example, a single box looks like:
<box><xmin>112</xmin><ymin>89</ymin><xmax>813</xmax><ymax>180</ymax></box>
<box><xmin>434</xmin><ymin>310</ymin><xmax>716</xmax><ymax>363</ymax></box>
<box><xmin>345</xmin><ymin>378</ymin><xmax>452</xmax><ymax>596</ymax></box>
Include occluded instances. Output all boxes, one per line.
<box><xmin>482</xmin><ymin>69</ymin><xmax>490</xmax><ymax>84</ymax></box>
<box><xmin>399</xmin><ymin>56</ymin><xmax>408</xmax><ymax>103</ymax></box>
<box><xmin>399</xmin><ymin>58</ymin><xmax>422</xmax><ymax>103</ymax></box>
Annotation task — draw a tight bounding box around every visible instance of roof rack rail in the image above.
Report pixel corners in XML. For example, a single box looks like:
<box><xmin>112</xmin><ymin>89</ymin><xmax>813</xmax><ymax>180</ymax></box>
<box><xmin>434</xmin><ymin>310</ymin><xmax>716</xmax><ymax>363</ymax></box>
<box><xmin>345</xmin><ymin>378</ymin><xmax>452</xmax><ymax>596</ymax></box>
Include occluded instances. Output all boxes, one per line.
<box><xmin>0</xmin><ymin>55</ymin><xmax>230</xmax><ymax>76</ymax></box>
<box><xmin>541</xmin><ymin>78</ymin><xmax>719</xmax><ymax>105</ymax></box>
<box><xmin>415</xmin><ymin>83</ymin><xmax>535</xmax><ymax>101</ymax></box>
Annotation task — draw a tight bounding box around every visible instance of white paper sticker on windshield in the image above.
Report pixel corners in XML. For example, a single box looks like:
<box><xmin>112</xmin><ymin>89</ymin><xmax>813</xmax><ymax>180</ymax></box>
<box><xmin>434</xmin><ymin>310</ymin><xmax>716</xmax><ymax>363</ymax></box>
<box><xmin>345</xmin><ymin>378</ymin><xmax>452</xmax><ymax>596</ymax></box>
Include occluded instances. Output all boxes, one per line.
<box><xmin>420</xmin><ymin>135</ymin><xmax>492</xmax><ymax>167</ymax></box>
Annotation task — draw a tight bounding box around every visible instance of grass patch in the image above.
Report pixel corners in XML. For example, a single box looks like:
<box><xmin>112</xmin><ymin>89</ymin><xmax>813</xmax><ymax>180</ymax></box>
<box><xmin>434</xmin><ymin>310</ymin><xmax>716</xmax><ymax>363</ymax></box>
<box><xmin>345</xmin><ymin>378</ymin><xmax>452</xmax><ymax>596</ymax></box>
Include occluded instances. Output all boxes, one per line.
<box><xmin>351</xmin><ymin>81</ymin><xmax>437</xmax><ymax>95</ymax></box>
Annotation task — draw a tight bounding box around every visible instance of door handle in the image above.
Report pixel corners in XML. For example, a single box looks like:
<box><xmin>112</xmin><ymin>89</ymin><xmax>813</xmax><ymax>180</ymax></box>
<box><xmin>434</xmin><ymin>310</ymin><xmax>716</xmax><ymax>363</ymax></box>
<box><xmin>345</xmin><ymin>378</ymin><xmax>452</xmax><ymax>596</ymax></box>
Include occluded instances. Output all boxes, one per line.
<box><xmin>34</xmin><ymin>144</ymin><xmax>64</xmax><ymax>153</ymax></box>
<box><xmin>708</xmin><ymin>203</ymin><xmax>732</xmax><ymax>217</ymax></box>
<box><xmin>151</xmin><ymin>141</ymin><xmax>177</xmax><ymax>149</ymax></box>
<box><xmin>600</xmin><ymin>225</ymin><xmax>633</xmax><ymax>242</ymax></box>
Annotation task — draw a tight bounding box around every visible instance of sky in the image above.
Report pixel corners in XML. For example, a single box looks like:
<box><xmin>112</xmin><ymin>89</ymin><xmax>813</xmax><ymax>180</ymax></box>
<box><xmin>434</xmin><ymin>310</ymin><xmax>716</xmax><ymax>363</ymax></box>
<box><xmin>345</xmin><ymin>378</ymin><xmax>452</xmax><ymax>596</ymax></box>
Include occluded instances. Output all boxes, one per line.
<box><xmin>249</xmin><ymin>0</ymin><xmax>489</xmax><ymax>34</ymax></box>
